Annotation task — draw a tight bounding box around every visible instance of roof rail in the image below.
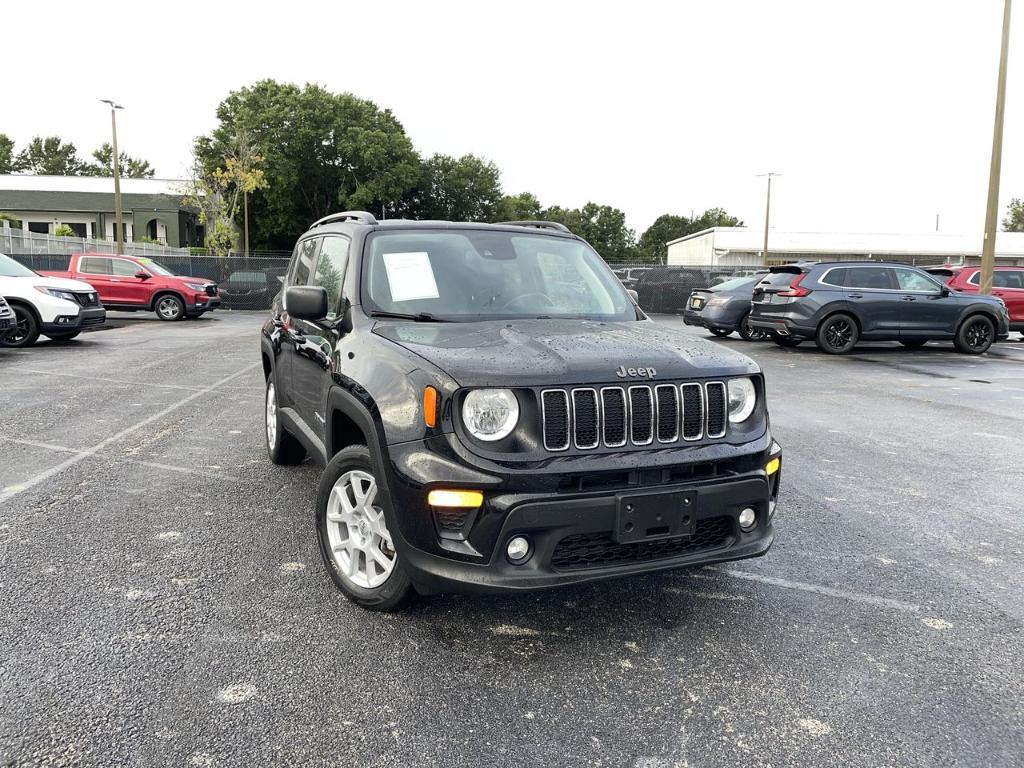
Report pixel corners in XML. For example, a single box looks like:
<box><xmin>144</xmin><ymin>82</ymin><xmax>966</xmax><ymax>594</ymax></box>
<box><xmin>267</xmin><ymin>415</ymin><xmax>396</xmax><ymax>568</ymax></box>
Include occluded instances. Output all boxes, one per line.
<box><xmin>308</xmin><ymin>211</ymin><xmax>378</xmax><ymax>230</ymax></box>
<box><xmin>497</xmin><ymin>220</ymin><xmax>571</xmax><ymax>233</ymax></box>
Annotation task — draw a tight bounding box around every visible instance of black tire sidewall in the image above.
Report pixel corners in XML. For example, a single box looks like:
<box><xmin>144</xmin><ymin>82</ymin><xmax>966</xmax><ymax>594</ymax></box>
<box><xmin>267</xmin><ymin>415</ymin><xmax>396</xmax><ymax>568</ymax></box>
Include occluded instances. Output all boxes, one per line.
<box><xmin>956</xmin><ymin>315</ymin><xmax>995</xmax><ymax>354</ymax></box>
<box><xmin>816</xmin><ymin>314</ymin><xmax>858</xmax><ymax>354</ymax></box>
<box><xmin>315</xmin><ymin>444</ymin><xmax>413</xmax><ymax>611</ymax></box>
<box><xmin>156</xmin><ymin>294</ymin><xmax>184</xmax><ymax>321</ymax></box>
<box><xmin>1</xmin><ymin>305</ymin><xmax>40</xmax><ymax>347</ymax></box>
<box><xmin>772</xmin><ymin>333</ymin><xmax>801</xmax><ymax>348</ymax></box>
<box><xmin>264</xmin><ymin>373</ymin><xmax>305</xmax><ymax>465</ymax></box>
<box><xmin>46</xmin><ymin>331</ymin><xmax>81</xmax><ymax>342</ymax></box>
<box><xmin>738</xmin><ymin>312</ymin><xmax>760</xmax><ymax>341</ymax></box>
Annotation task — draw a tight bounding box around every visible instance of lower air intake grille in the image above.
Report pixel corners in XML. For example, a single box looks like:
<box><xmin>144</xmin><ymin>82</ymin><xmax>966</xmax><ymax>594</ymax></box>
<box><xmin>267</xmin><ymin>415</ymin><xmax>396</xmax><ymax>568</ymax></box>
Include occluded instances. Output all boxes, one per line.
<box><xmin>433</xmin><ymin>507</ymin><xmax>471</xmax><ymax>534</ymax></box>
<box><xmin>550</xmin><ymin>517</ymin><xmax>734</xmax><ymax>571</ymax></box>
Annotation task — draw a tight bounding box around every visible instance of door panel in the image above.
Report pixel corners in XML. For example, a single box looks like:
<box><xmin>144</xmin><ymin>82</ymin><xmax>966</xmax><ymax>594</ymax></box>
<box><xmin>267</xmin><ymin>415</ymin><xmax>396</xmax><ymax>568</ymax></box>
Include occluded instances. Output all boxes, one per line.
<box><xmin>992</xmin><ymin>270</ymin><xmax>1024</xmax><ymax>325</ymax></box>
<box><xmin>77</xmin><ymin>256</ymin><xmax>117</xmax><ymax>303</ymax></box>
<box><xmin>894</xmin><ymin>268</ymin><xmax>960</xmax><ymax>337</ymax></box>
<box><xmin>842</xmin><ymin>267</ymin><xmax>900</xmax><ymax>335</ymax></box>
<box><xmin>283</xmin><ymin>237</ymin><xmax>323</xmax><ymax>426</ymax></box>
<box><xmin>109</xmin><ymin>258</ymin><xmax>151</xmax><ymax>306</ymax></box>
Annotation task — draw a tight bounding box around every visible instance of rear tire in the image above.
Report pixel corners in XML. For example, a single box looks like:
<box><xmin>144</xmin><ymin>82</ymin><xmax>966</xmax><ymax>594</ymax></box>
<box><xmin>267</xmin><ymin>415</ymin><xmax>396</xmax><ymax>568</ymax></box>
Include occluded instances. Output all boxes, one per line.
<box><xmin>738</xmin><ymin>312</ymin><xmax>767</xmax><ymax>342</ymax></box>
<box><xmin>155</xmin><ymin>294</ymin><xmax>185</xmax><ymax>321</ymax></box>
<box><xmin>265</xmin><ymin>376</ymin><xmax>306</xmax><ymax>465</ymax></box>
<box><xmin>0</xmin><ymin>305</ymin><xmax>40</xmax><ymax>348</ymax></box>
<box><xmin>815</xmin><ymin>313</ymin><xmax>859</xmax><ymax>355</ymax></box>
<box><xmin>954</xmin><ymin>314</ymin><xmax>995</xmax><ymax>355</ymax></box>
<box><xmin>316</xmin><ymin>445</ymin><xmax>414</xmax><ymax>612</ymax></box>
<box><xmin>46</xmin><ymin>331</ymin><xmax>81</xmax><ymax>342</ymax></box>
<box><xmin>708</xmin><ymin>328</ymin><xmax>731</xmax><ymax>338</ymax></box>
<box><xmin>771</xmin><ymin>334</ymin><xmax>802</xmax><ymax>348</ymax></box>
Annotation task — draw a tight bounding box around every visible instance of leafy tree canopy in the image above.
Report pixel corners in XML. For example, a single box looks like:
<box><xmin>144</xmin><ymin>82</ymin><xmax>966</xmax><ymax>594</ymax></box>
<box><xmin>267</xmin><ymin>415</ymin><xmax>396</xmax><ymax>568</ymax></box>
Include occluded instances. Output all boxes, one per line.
<box><xmin>1003</xmin><ymin>198</ymin><xmax>1024</xmax><ymax>232</ymax></box>
<box><xmin>493</xmin><ymin>192</ymin><xmax>543</xmax><ymax>222</ymax></box>
<box><xmin>195</xmin><ymin>79</ymin><xmax>421</xmax><ymax>250</ymax></box>
<box><xmin>545</xmin><ymin>202</ymin><xmax>637</xmax><ymax>263</ymax></box>
<box><xmin>408</xmin><ymin>153</ymin><xmax>502</xmax><ymax>222</ymax></box>
<box><xmin>14</xmin><ymin>136</ymin><xmax>88</xmax><ymax>175</ymax></box>
<box><xmin>84</xmin><ymin>143</ymin><xmax>155</xmax><ymax>179</ymax></box>
<box><xmin>0</xmin><ymin>134</ymin><xmax>14</xmax><ymax>175</ymax></box>
<box><xmin>638</xmin><ymin>208</ymin><xmax>744</xmax><ymax>263</ymax></box>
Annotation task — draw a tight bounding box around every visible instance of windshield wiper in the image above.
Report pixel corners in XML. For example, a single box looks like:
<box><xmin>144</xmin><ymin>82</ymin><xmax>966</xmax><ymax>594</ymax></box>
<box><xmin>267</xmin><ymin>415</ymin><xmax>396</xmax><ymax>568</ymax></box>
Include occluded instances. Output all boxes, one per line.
<box><xmin>369</xmin><ymin>310</ymin><xmax>451</xmax><ymax>322</ymax></box>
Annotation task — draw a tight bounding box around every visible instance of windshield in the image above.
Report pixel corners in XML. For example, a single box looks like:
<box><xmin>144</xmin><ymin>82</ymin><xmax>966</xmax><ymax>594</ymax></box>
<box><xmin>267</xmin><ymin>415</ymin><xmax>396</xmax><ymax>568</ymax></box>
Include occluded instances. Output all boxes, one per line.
<box><xmin>0</xmin><ymin>253</ymin><xmax>37</xmax><ymax>277</ymax></box>
<box><xmin>362</xmin><ymin>230</ymin><xmax>636</xmax><ymax>321</ymax></box>
<box><xmin>713</xmin><ymin>275</ymin><xmax>763</xmax><ymax>293</ymax></box>
<box><xmin>135</xmin><ymin>258</ymin><xmax>175</xmax><ymax>276</ymax></box>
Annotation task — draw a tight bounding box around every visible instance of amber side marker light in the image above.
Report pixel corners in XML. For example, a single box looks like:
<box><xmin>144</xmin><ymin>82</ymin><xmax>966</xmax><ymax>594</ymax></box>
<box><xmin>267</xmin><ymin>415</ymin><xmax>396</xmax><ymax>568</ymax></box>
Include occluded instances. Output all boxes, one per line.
<box><xmin>423</xmin><ymin>386</ymin><xmax>439</xmax><ymax>427</ymax></box>
<box><xmin>428</xmin><ymin>489</ymin><xmax>484</xmax><ymax>508</ymax></box>
<box><xmin>765</xmin><ymin>458</ymin><xmax>781</xmax><ymax>476</ymax></box>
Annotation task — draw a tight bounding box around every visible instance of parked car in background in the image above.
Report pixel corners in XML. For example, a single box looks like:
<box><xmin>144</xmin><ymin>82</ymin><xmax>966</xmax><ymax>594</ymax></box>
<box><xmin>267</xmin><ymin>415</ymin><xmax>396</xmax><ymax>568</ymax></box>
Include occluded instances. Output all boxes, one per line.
<box><xmin>218</xmin><ymin>266</ymin><xmax>288</xmax><ymax>310</ymax></box>
<box><xmin>634</xmin><ymin>266</ymin><xmax>712</xmax><ymax>313</ymax></box>
<box><xmin>684</xmin><ymin>272</ymin><xmax>769</xmax><ymax>340</ymax></box>
<box><xmin>40</xmin><ymin>253</ymin><xmax>220</xmax><ymax>321</ymax></box>
<box><xmin>749</xmin><ymin>262</ymin><xmax>1009</xmax><ymax>354</ymax></box>
<box><xmin>612</xmin><ymin>266</ymin><xmax>652</xmax><ymax>291</ymax></box>
<box><xmin>0</xmin><ymin>253</ymin><xmax>105</xmax><ymax>347</ymax></box>
<box><xmin>925</xmin><ymin>265</ymin><xmax>1024</xmax><ymax>339</ymax></box>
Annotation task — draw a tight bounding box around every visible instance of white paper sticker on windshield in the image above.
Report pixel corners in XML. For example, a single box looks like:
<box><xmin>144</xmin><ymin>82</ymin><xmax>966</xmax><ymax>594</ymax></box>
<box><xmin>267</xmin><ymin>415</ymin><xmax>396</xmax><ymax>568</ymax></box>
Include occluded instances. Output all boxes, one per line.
<box><xmin>383</xmin><ymin>251</ymin><xmax>440</xmax><ymax>302</ymax></box>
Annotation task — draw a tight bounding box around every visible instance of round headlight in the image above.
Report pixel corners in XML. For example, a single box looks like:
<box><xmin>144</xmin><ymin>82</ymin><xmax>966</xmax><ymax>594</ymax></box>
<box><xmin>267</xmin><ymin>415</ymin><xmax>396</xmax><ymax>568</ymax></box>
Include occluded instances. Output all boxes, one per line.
<box><xmin>462</xmin><ymin>389</ymin><xmax>519</xmax><ymax>441</ymax></box>
<box><xmin>727</xmin><ymin>377</ymin><xmax>756</xmax><ymax>423</ymax></box>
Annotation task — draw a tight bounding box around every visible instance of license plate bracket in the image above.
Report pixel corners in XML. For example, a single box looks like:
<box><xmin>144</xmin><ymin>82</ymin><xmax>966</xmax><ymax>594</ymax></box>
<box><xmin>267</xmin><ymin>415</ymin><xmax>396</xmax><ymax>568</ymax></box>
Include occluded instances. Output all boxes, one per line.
<box><xmin>615</xmin><ymin>490</ymin><xmax>698</xmax><ymax>544</ymax></box>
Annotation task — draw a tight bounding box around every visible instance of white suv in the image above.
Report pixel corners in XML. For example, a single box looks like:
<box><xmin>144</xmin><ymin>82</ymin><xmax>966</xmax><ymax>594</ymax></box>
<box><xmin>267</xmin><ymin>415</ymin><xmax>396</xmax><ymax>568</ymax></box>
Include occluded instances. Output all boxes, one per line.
<box><xmin>0</xmin><ymin>253</ymin><xmax>106</xmax><ymax>347</ymax></box>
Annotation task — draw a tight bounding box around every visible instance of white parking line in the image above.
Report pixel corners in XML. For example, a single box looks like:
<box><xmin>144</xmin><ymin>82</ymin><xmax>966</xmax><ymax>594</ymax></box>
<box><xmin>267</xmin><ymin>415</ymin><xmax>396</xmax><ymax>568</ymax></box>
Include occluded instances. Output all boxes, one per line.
<box><xmin>0</xmin><ymin>362</ymin><xmax>260</xmax><ymax>504</ymax></box>
<box><xmin>710</xmin><ymin>567</ymin><xmax>922</xmax><ymax>613</ymax></box>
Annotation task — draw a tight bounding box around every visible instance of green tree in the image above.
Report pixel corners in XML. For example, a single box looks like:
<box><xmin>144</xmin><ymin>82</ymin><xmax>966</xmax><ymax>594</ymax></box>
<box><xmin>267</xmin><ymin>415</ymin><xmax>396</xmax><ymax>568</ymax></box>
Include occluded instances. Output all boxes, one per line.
<box><xmin>1003</xmin><ymin>198</ymin><xmax>1024</xmax><ymax>232</ymax></box>
<box><xmin>14</xmin><ymin>136</ymin><xmax>88</xmax><ymax>175</ymax></box>
<box><xmin>195</xmin><ymin>80</ymin><xmax>421</xmax><ymax>250</ymax></box>
<box><xmin>409</xmin><ymin>153</ymin><xmax>503</xmax><ymax>221</ymax></box>
<box><xmin>638</xmin><ymin>208</ymin><xmax>744</xmax><ymax>263</ymax></box>
<box><xmin>493</xmin><ymin>192</ymin><xmax>543</xmax><ymax>222</ymax></box>
<box><xmin>180</xmin><ymin>162</ymin><xmax>238</xmax><ymax>257</ymax></box>
<box><xmin>543</xmin><ymin>202</ymin><xmax>637</xmax><ymax>262</ymax></box>
<box><xmin>54</xmin><ymin>224</ymin><xmax>76</xmax><ymax>237</ymax></box>
<box><xmin>84</xmin><ymin>143</ymin><xmax>155</xmax><ymax>179</ymax></box>
<box><xmin>0</xmin><ymin>212</ymin><xmax>20</xmax><ymax>228</ymax></box>
<box><xmin>0</xmin><ymin>134</ymin><xmax>14</xmax><ymax>174</ymax></box>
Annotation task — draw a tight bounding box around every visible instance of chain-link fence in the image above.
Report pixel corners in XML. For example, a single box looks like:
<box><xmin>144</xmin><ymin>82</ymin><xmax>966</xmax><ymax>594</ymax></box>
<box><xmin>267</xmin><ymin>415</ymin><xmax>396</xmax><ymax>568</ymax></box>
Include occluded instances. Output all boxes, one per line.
<box><xmin>0</xmin><ymin>227</ymin><xmax>193</xmax><ymax>259</ymax></box>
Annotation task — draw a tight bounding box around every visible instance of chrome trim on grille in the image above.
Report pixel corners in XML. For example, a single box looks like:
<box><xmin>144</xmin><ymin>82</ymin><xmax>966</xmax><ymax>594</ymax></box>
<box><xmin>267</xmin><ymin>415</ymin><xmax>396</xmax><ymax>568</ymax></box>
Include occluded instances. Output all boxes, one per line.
<box><xmin>599</xmin><ymin>386</ymin><xmax>627</xmax><ymax>448</ymax></box>
<box><xmin>541</xmin><ymin>389</ymin><xmax>570</xmax><ymax>451</ymax></box>
<box><xmin>680</xmin><ymin>383</ymin><xmax>704</xmax><ymax>441</ymax></box>
<box><xmin>705</xmin><ymin>381</ymin><xmax>727</xmax><ymax>439</ymax></box>
<box><xmin>627</xmin><ymin>385</ymin><xmax>654</xmax><ymax>446</ymax></box>
<box><xmin>654</xmin><ymin>384</ymin><xmax>679</xmax><ymax>443</ymax></box>
<box><xmin>571</xmin><ymin>387</ymin><xmax>600</xmax><ymax>449</ymax></box>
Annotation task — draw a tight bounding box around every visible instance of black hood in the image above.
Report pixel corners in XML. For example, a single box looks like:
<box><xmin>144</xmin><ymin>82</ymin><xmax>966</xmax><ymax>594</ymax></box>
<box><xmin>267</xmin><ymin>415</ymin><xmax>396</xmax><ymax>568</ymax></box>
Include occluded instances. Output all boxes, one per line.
<box><xmin>372</xmin><ymin>319</ymin><xmax>759</xmax><ymax>387</ymax></box>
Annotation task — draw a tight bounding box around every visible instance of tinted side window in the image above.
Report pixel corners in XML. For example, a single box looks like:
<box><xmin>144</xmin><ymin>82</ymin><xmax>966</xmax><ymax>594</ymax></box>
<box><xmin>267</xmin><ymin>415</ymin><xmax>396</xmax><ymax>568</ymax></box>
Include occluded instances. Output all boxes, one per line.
<box><xmin>759</xmin><ymin>271</ymin><xmax>802</xmax><ymax>288</ymax></box>
<box><xmin>821</xmin><ymin>268</ymin><xmax>848</xmax><ymax>287</ymax></box>
<box><xmin>291</xmin><ymin>238</ymin><xmax>319</xmax><ymax>286</ymax></box>
<box><xmin>111</xmin><ymin>258</ymin><xmax>141</xmax><ymax>277</ymax></box>
<box><xmin>845</xmin><ymin>267</ymin><xmax>896</xmax><ymax>290</ymax></box>
<box><xmin>993</xmin><ymin>270</ymin><xmax>1024</xmax><ymax>289</ymax></box>
<box><xmin>312</xmin><ymin>236</ymin><xmax>350</xmax><ymax>318</ymax></box>
<box><xmin>895</xmin><ymin>269</ymin><xmax>940</xmax><ymax>292</ymax></box>
<box><xmin>80</xmin><ymin>257</ymin><xmax>112</xmax><ymax>275</ymax></box>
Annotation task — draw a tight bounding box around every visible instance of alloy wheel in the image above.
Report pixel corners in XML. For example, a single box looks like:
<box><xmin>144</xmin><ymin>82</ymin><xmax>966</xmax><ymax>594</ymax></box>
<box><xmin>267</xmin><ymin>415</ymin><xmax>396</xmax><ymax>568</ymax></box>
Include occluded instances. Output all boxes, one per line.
<box><xmin>5</xmin><ymin>315</ymin><xmax>29</xmax><ymax>345</ymax></box>
<box><xmin>158</xmin><ymin>297</ymin><xmax>180</xmax><ymax>319</ymax></box>
<box><xmin>965</xmin><ymin>319</ymin><xmax>992</xmax><ymax>351</ymax></box>
<box><xmin>265</xmin><ymin>381</ymin><xmax>277</xmax><ymax>447</ymax></box>
<box><xmin>325</xmin><ymin>470</ymin><xmax>396</xmax><ymax>589</ymax></box>
<box><xmin>825</xmin><ymin>318</ymin><xmax>854</xmax><ymax>350</ymax></box>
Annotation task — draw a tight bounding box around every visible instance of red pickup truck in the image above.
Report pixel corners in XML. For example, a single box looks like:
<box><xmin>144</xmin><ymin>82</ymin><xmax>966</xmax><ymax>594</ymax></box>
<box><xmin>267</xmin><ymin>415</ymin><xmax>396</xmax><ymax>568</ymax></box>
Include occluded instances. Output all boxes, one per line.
<box><xmin>42</xmin><ymin>252</ymin><xmax>221</xmax><ymax>321</ymax></box>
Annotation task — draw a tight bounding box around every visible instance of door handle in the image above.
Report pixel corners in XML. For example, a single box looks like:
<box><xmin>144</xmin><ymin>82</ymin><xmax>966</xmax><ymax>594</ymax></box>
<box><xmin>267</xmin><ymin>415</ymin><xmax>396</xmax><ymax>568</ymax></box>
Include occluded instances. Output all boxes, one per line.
<box><xmin>901</xmin><ymin>296</ymin><xmax>916</xmax><ymax>302</ymax></box>
<box><xmin>848</xmin><ymin>293</ymin><xmax>863</xmax><ymax>299</ymax></box>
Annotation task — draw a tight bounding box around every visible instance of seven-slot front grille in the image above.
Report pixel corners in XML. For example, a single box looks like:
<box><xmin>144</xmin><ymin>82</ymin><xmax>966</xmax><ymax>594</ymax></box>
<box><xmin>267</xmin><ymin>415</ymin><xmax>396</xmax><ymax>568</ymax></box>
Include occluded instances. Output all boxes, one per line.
<box><xmin>542</xmin><ymin>381</ymin><xmax>730</xmax><ymax>452</ymax></box>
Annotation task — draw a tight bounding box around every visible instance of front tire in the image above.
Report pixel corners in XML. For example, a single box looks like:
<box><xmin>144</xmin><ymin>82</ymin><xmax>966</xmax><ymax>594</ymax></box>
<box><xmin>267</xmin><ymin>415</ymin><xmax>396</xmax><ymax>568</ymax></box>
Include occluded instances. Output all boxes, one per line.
<box><xmin>954</xmin><ymin>314</ymin><xmax>995</xmax><ymax>355</ymax></box>
<box><xmin>816</xmin><ymin>313</ymin><xmax>859</xmax><ymax>354</ymax></box>
<box><xmin>45</xmin><ymin>331</ymin><xmax>81</xmax><ymax>342</ymax></box>
<box><xmin>155</xmin><ymin>294</ymin><xmax>185</xmax><ymax>321</ymax></box>
<box><xmin>316</xmin><ymin>445</ymin><xmax>414</xmax><ymax>612</ymax></box>
<box><xmin>265</xmin><ymin>376</ymin><xmax>306</xmax><ymax>465</ymax></box>
<box><xmin>0</xmin><ymin>305</ymin><xmax>40</xmax><ymax>348</ymax></box>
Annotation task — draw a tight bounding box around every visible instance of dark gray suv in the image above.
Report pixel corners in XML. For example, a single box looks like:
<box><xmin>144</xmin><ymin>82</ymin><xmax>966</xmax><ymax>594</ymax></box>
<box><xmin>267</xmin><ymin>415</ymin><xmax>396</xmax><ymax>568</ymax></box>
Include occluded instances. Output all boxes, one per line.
<box><xmin>748</xmin><ymin>262</ymin><xmax>1010</xmax><ymax>355</ymax></box>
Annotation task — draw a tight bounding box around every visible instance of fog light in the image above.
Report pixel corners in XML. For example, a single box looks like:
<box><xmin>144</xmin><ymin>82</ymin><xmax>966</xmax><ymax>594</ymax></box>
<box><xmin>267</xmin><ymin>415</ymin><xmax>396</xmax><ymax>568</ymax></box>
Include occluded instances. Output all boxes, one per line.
<box><xmin>738</xmin><ymin>507</ymin><xmax>757</xmax><ymax>531</ymax></box>
<box><xmin>506</xmin><ymin>535</ymin><xmax>531</xmax><ymax>563</ymax></box>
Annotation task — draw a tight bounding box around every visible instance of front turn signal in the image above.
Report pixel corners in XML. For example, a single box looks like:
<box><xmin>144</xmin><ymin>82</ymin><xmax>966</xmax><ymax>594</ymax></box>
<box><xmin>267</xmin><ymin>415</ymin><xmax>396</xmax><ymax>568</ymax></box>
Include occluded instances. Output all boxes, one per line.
<box><xmin>423</xmin><ymin>386</ymin><xmax>439</xmax><ymax>427</ymax></box>
<box><xmin>765</xmin><ymin>457</ymin><xmax>781</xmax><ymax>476</ymax></box>
<box><xmin>428</xmin><ymin>489</ymin><xmax>484</xmax><ymax>508</ymax></box>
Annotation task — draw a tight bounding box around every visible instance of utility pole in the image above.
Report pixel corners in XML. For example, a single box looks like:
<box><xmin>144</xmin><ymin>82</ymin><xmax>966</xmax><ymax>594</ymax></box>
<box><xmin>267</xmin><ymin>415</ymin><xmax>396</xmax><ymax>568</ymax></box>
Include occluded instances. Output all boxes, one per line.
<box><xmin>243</xmin><ymin>191</ymin><xmax>249</xmax><ymax>256</ymax></box>
<box><xmin>979</xmin><ymin>0</ymin><xmax>1013</xmax><ymax>295</ymax></box>
<box><xmin>757</xmin><ymin>173</ymin><xmax>780</xmax><ymax>264</ymax></box>
<box><xmin>100</xmin><ymin>100</ymin><xmax>125</xmax><ymax>255</ymax></box>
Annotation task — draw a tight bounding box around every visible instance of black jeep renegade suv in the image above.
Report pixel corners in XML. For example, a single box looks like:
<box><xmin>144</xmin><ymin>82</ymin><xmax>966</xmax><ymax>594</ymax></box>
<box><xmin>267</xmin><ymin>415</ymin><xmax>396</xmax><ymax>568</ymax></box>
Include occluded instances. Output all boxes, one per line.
<box><xmin>261</xmin><ymin>212</ymin><xmax>782</xmax><ymax>610</ymax></box>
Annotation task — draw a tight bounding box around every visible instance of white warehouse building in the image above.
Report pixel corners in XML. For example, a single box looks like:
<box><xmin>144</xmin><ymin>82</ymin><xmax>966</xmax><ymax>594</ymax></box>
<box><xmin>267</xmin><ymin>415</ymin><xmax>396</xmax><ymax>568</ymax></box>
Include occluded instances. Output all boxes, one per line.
<box><xmin>666</xmin><ymin>228</ymin><xmax>1024</xmax><ymax>268</ymax></box>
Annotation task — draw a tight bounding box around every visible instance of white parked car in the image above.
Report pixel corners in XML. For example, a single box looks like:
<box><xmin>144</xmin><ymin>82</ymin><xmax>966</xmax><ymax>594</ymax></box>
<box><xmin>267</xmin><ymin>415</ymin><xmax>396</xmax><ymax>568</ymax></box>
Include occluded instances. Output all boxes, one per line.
<box><xmin>0</xmin><ymin>253</ymin><xmax>106</xmax><ymax>347</ymax></box>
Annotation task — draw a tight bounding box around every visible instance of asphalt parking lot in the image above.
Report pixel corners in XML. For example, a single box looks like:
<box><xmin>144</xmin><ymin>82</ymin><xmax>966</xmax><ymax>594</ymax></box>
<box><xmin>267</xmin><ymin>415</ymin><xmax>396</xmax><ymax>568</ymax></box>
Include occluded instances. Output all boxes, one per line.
<box><xmin>1</xmin><ymin>312</ymin><xmax>1023</xmax><ymax>768</ymax></box>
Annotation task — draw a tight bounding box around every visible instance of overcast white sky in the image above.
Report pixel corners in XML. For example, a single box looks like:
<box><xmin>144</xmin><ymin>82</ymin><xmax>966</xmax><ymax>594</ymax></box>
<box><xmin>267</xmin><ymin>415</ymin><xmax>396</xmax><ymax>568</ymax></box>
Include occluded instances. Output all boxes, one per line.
<box><xmin>4</xmin><ymin>0</ymin><xmax>1021</xmax><ymax>237</ymax></box>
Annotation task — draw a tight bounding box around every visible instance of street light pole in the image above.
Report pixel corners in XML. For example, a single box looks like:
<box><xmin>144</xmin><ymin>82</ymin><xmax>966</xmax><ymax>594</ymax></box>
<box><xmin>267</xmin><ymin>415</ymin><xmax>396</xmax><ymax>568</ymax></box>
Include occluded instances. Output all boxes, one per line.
<box><xmin>757</xmin><ymin>173</ymin><xmax>780</xmax><ymax>265</ymax></box>
<box><xmin>100</xmin><ymin>100</ymin><xmax>125</xmax><ymax>255</ymax></box>
<box><xmin>979</xmin><ymin>0</ymin><xmax>1013</xmax><ymax>295</ymax></box>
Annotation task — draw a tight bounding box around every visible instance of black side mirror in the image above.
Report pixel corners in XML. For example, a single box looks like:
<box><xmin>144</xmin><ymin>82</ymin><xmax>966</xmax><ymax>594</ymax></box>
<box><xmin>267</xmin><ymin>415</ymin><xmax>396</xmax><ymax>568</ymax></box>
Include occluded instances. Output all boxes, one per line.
<box><xmin>285</xmin><ymin>285</ymin><xmax>329</xmax><ymax>320</ymax></box>
<box><xmin>135</xmin><ymin>270</ymin><xmax>150</xmax><ymax>280</ymax></box>
<box><xmin>940</xmin><ymin>285</ymin><xmax>951</xmax><ymax>297</ymax></box>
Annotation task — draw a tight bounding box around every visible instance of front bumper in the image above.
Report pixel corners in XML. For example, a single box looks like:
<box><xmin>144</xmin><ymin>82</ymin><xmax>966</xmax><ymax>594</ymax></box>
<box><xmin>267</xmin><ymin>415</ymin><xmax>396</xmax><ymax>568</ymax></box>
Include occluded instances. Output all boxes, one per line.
<box><xmin>39</xmin><ymin>306</ymin><xmax>106</xmax><ymax>334</ymax></box>
<box><xmin>188</xmin><ymin>295</ymin><xmax>221</xmax><ymax>313</ymax></box>
<box><xmin>380</xmin><ymin>436</ymin><xmax>782</xmax><ymax>594</ymax></box>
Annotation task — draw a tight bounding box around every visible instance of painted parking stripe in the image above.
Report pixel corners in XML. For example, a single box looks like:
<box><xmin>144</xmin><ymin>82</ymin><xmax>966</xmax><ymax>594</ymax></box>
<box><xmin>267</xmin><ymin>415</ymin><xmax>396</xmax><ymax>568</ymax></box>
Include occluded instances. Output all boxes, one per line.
<box><xmin>0</xmin><ymin>362</ymin><xmax>259</xmax><ymax>504</ymax></box>
<box><xmin>710</xmin><ymin>567</ymin><xmax>922</xmax><ymax>613</ymax></box>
